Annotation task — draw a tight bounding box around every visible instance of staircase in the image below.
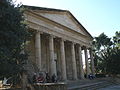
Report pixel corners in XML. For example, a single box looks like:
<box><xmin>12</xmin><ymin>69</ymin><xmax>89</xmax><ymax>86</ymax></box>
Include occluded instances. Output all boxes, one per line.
<box><xmin>67</xmin><ymin>78</ymin><xmax>115</xmax><ymax>90</ymax></box>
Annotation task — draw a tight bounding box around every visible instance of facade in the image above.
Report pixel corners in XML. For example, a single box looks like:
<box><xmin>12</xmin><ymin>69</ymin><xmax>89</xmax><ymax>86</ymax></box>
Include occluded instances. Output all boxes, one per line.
<box><xmin>24</xmin><ymin>5</ymin><xmax>95</xmax><ymax>81</ymax></box>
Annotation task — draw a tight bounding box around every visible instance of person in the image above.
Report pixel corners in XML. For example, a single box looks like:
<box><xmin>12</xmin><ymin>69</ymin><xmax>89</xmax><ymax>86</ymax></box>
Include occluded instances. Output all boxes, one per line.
<box><xmin>88</xmin><ymin>73</ymin><xmax>95</xmax><ymax>80</ymax></box>
<box><xmin>88</xmin><ymin>74</ymin><xmax>91</xmax><ymax>80</ymax></box>
<box><xmin>37</xmin><ymin>73</ymin><xmax>45</xmax><ymax>83</ymax></box>
<box><xmin>57</xmin><ymin>71</ymin><xmax>61</xmax><ymax>81</ymax></box>
<box><xmin>3</xmin><ymin>77</ymin><xmax>7</xmax><ymax>85</ymax></box>
<box><xmin>32</xmin><ymin>73</ymin><xmax>37</xmax><ymax>83</ymax></box>
<box><xmin>51</xmin><ymin>74</ymin><xmax>57</xmax><ymax>83</ymax></box>
<box><xmin>46</xmin><ymin>72</ymin><xmax>51</xmax><ymax>83</ymax></box>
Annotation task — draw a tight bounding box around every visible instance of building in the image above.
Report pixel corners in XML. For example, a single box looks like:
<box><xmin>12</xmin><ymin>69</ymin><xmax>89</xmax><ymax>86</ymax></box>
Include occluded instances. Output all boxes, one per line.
<box><xmin>24</xmin><ymin>5</ymin><xmax>95</xmax><ymax>81</ymax></box>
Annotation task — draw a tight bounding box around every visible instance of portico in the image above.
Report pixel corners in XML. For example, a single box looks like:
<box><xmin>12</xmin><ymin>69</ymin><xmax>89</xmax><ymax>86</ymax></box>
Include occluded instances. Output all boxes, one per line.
<box><xmin>24</xmin><ymin>5</ymin><xmax>95</xmax><ymax>81</ymax></box>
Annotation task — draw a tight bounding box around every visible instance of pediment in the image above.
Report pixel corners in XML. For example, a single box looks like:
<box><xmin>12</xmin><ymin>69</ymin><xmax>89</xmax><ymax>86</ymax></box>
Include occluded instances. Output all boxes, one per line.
<box><xmin>23</xmin><ymin>5</ymin><xmax>92</xmax><ymax>39</ymax></box>
<box><xmin>33</xmin><ymin>10</ymin><xmax>89</xmax><ymax>36</ymax></box>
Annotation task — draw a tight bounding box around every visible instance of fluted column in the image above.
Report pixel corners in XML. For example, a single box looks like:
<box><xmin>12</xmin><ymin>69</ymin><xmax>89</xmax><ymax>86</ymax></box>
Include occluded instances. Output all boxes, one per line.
<box><xmin>35</xmin><ymin>31</ymin><xmax>41</xmax><ymax>71</ymax></box>
<box><xmin>60</xmin><ymin>39</ymin><xmax>67</xmax><ymax>81</ymax></box>
<box><xmin>78</xmin><ymin>45</ymin><xmax>84</xmax><ymax>79</ymax></box>
<box><xmin>71</xmin><ymin>42</ymin><xmax>77</xmax><ymax>80</ymax></box>
<box><xmin>84</xmin><ymin>47</ymin><xmax>90</xmax><ymax>78</ymax></box>
<box><xmin>49</xmin><ymin>35</ymin><xmax>57</xmax><ymax>76</ymax></box>
<box><xmin>89</xmin><ymin>49</ymin><xmax>95</xmax><ymax>75</ymax></box>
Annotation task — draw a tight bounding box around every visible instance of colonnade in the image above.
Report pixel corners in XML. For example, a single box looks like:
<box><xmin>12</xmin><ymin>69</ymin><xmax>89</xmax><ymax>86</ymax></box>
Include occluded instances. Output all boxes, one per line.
<box><xmin>35</xmin><ymin>31</ymin><xmax>95</xmax><ymax>81</ymax></box>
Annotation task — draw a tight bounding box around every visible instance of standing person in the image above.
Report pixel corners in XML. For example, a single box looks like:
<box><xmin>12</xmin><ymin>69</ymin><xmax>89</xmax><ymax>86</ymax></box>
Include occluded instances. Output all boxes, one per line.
<box><xmin>46</xmin><ymin>72</ymin><xmax>51</xmax><ymax>83</ymax></box>
<box><xmin>51</xmin><ymin>74</ymin><xmax>57</xmax><ymax>83</ymax></box>
<box><xmin>32</xmin><ymin>73</ymin><xmax>37</xmax><ymax>83</ymax></box>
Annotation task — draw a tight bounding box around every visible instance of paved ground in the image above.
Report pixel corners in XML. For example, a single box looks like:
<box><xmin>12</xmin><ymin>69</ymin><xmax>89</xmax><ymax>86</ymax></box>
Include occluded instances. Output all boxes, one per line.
<box><xmin>98</xmin><ymin>85</ymin><xmax>120</xmax><ymax>90</ymax></box>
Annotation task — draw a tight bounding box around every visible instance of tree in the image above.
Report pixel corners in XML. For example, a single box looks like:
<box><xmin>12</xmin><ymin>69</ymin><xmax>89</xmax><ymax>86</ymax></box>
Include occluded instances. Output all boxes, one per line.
<box><xmin>103</xmin><ymin>47</ymin><xmax>120</xmax><ymax>75</ymax></box>
<box><xmin>93</xmin><ymin>31</ymin><xmax>120</xmax><ymax>76</ymax></box>
<box><xmin>104</xmin><ymin>31</ymin><xmax>120</xmax><ymax>75</ymax></box>
<box><xmin>93</xmin><ymin>33</ymin><xmax>112</xmax><ymax>50</ymax></box>
<box><xmin>93</xmin><ymin>33</ymin><xmax>112</xmax><ymax>73</ymax></box>
<box><xmin>0</xmin><ymin>0</ymin><xmax>31</xmax><ymax>81</ymax></box>
<box><xmin>113</xmin><ymin>31</ymin><xmax>120</xmax><ymax>48</ymax></box>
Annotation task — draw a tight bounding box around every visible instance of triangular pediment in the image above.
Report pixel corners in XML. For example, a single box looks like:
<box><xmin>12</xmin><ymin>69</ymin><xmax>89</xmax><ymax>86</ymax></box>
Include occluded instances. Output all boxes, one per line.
<box><xmin>34</xmin><ymin>11</ymin><xmax>87</xmax><ymax>36</ymax></box>
<box><xmin>23</xmin><ymin>5</ymin><xmax>93</xmax><ymax>38</ymax></box>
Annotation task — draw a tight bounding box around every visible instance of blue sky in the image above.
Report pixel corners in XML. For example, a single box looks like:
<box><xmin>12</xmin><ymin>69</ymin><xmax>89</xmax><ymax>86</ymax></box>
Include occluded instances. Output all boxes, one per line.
<box><xmin>14</xmin><ymin>0</ymin><xmax>120</xmax><ymax>37</ymax></box>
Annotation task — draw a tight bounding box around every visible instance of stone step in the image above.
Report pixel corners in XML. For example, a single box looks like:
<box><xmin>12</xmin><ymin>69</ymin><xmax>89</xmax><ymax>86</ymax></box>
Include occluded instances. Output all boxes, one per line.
<box><xmin>67</xmin><ymin>79</ymin><xmax>105</xmax><ymax>87</ymax></box>
<box><xmin>82</xmin><ymin>81</ymin><xmax>113</xmax><ymax>90</ymax></box>
<box><xmin>67</xmin><ymin>78</ymin><xmax>115</xmax><ymax>90</ymax></box>
<box><xmin>68</xmin><ymin>81</ymin><xmax>113</xmax><ymax>90</ymax></box>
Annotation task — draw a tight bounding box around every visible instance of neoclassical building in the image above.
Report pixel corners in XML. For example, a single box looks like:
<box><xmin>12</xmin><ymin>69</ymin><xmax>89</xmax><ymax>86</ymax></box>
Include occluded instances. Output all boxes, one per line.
<box><xmin>24</xmin><ymin>5</ymin><xmax>95</xmax><ymax>81</ymax></box>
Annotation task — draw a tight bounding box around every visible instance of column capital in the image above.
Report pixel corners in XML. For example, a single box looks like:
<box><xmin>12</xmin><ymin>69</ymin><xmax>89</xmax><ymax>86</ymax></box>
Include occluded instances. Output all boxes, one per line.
<box><xmin>78</xmin><ymin>43</ymin><xmax>83</xmax><ymax>47</ymax></box>
<box><xmin>88</xmin><ymin>47</ymin><xmax>93</xmax><ymax>51</ymax></box>
<box><xmin>60</xmin><ymin>38</ymin><xmax>66</xmax><ymax>42</ymax></box>
<box><xmin>36</xmin><ymin>30</ymin><xmax>43</xmax><ymax>34</ymax></box>
<box><xmin>83</xmin><ymin>46</ymin><xmax>90</xmax><ymax>50</ymax></box>
<box><xmin>49</xmin><ymin>34</ymin><xmax>56</xmax><ymax>39</ymax></box>
<box><xmin>71</xmin><ymin>42</ymin><xmax>76</xmax><ymax>45</ymax></box>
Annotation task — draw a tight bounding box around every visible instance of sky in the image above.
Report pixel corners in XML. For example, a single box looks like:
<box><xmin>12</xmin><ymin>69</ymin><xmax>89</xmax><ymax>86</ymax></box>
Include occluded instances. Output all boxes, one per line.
<box><xmin>13</xmin><ymin>0</ymin><xmax>120</xmax><ymax>37</ymax></box>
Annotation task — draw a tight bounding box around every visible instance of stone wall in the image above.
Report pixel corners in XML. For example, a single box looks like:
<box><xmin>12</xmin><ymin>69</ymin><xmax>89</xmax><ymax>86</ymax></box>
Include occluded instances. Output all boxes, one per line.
<box><xmin>33</xmin><ymin>83</ymin><xmax>67</xmax><ymax>90</ymax></box>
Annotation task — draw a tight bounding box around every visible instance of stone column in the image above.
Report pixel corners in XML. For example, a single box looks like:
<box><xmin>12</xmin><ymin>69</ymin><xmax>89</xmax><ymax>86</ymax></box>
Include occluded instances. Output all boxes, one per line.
<box><xmin>78</xmin><ymin>45</ymin><xmax>84</xmax><ymax>79</ymax></box>
<box><xmin>49</xmin><ymin>35</ymin><xmax>57</xmax><ymax>76</ymax></box>
<box><xmin>84</xmin><ymin>47</ymin><xmax>90</xmax><ymax>78</ymax></box>
<box><xmin>89</xmin><ymin>49</ymin><xmax>95</xmax><ymax>75</ymax></box>
<box><xmin>35</xmin><ymin>31</ymin><xmax>41</xmax><ymax>71</ymax></box>
<box><xmin>71</xmin><ymin>42</ymin><xmax>77</xmax><ymax>80</ymax></box>
<box><xmin>60</xmin><ymin>39</ymin><xmax>67</xmax><ymax>81</ymax></box>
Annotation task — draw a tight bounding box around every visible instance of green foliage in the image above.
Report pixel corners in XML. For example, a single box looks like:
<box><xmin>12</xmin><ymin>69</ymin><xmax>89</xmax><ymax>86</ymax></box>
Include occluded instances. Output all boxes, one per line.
<box><xmin>113</xmin><ymin>31</ymin><xmax>120</xmax><ymax>48</ymax></box>
<box><xmin>105</xmin><ymin>48</ymin><xmax>120</xmax><ymax>74</ymax></box>
<box><xmin>0</xmin><ymin>0</ymin><xmax>31</xmax><ymax>78</ymax></box>
<box><xmin>93</xmin><ymin>31</ymin><xmax>120</xmax><ymax>75</ymax></box>
<box><xmin>93</xmin><ymin>33</ymin><xmax>112</xmax><ymax>50</ymax></box>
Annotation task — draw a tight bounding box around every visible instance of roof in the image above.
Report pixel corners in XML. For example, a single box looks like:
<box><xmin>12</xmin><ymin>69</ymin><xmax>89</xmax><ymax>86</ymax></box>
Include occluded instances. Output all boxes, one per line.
<box><xmin>22</xmin><ymin>5</ymin><xmax>93</xmax><ymax>39</ymax></box>
<box><xmin>22</xmin><ymin>5</ymin><xmax>67</xmax><ymax>12</ymax></box>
